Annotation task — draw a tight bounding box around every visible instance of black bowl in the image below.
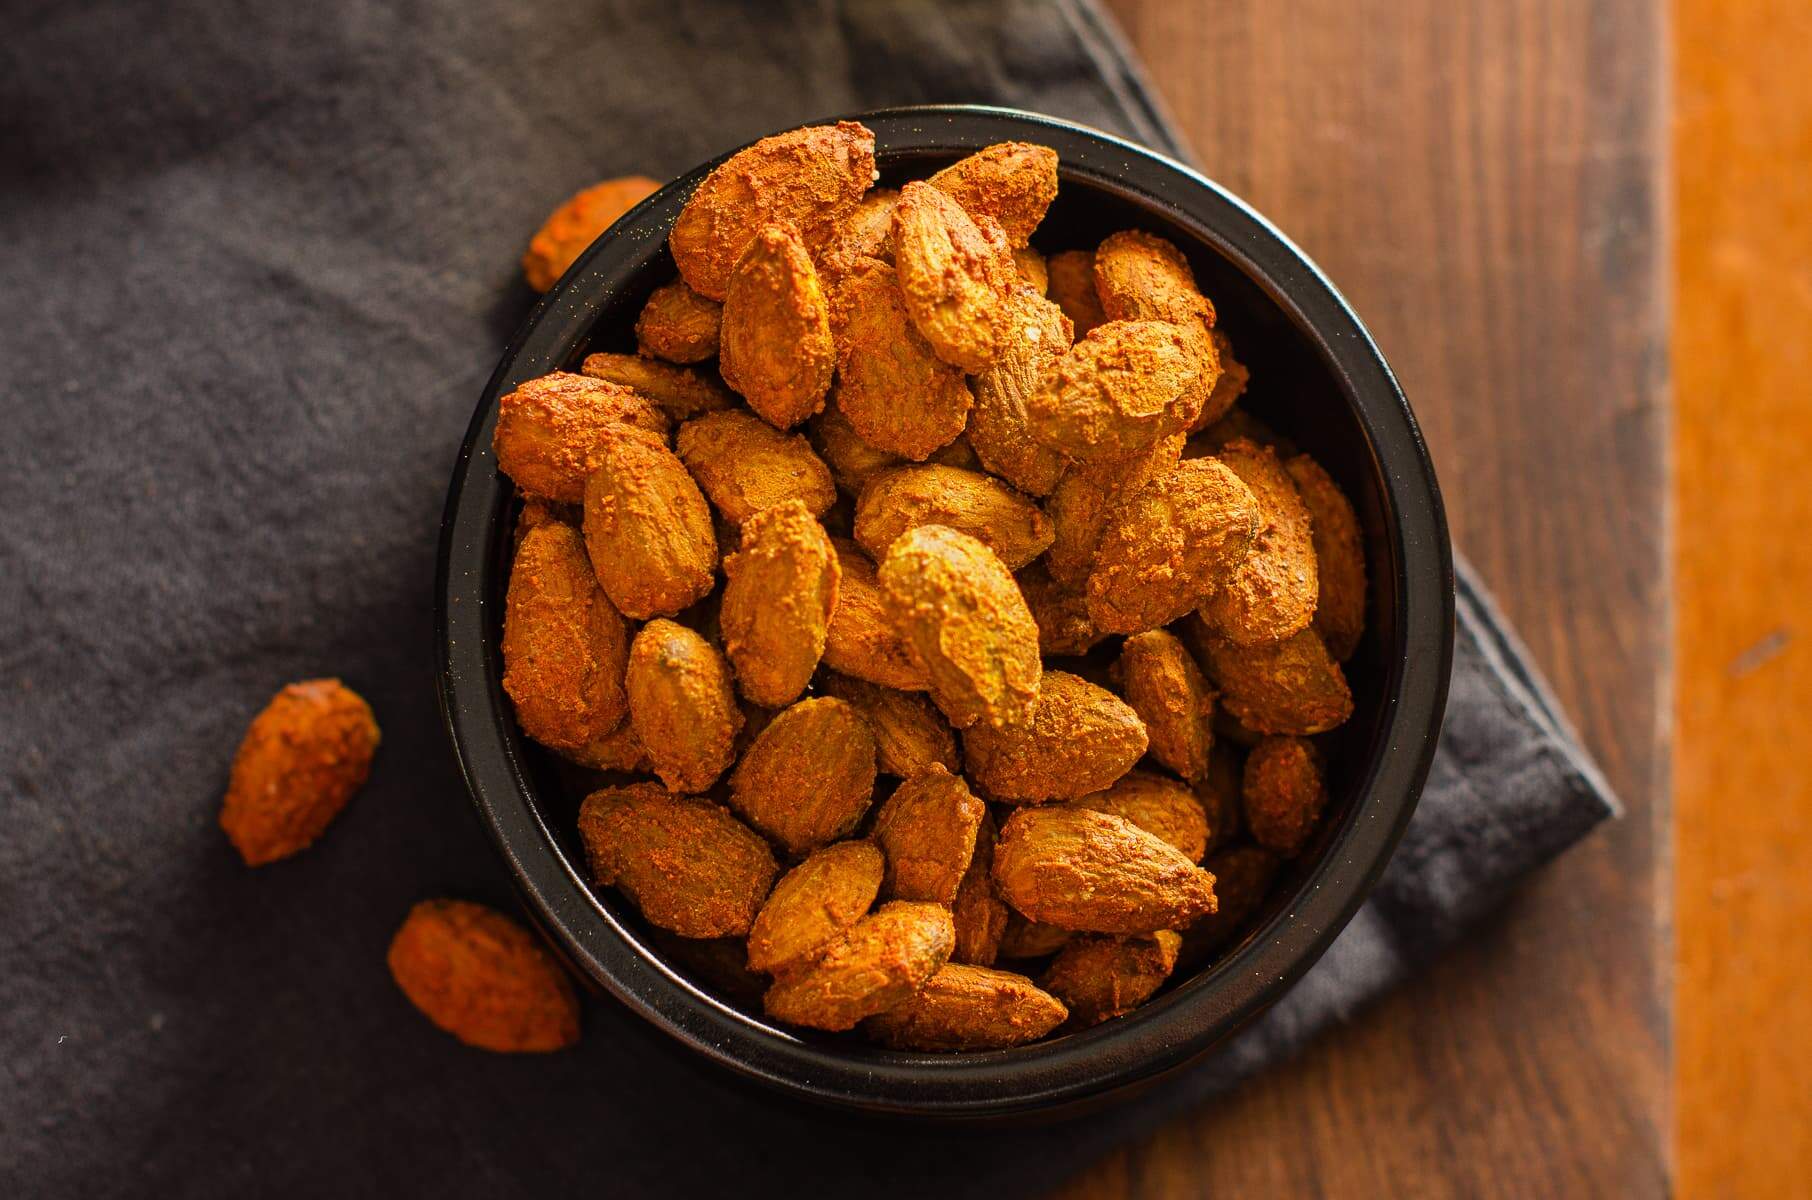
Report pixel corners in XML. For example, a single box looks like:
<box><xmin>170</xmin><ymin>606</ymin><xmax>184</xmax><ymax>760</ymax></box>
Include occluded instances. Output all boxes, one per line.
<box><xmin>436</xmin><ymin>105</ymin><xmax>1453</xmax><ymax>1119</ymax></box>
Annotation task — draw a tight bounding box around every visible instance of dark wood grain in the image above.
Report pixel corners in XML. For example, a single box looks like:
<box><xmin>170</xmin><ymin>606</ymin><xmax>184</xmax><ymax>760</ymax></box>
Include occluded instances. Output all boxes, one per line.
<box><xmin>1063</xmin><ymin>1</ymin><xmax>1670</xmax><ymax>1195</ymax></box>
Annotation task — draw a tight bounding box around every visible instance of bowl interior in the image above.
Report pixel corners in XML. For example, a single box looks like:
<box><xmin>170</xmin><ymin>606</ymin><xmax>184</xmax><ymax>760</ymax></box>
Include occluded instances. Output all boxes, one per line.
<box><xmin>441</xmin><ymin>106</ymin><xmax>1449</xmax><ymax>1116</ymax></box>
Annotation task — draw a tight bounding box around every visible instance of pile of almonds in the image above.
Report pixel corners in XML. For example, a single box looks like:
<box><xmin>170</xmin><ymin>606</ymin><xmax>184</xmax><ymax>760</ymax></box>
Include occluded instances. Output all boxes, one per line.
<box><xmin>212</xmin><ymin>123</ymin><xmax>1368</xmax><ymax>1057</ymax></box>
<box><xmin>487</xmin><ymin>121</ymin><xmax>1368</xmax><ymax>1051</ymax></box>
<box><xmin>214</xmin><ymin>123</ymin><xmax>1369</xmax><ymax>1057</ymax></box>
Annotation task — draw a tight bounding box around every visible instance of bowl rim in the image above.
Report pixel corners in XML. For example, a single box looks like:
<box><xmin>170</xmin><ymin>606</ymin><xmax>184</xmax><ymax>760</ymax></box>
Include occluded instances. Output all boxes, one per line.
<box><xmin>436</xmin><ymin>103</ymin><xmax>1454</xmax><ymax>1117</ymax></box>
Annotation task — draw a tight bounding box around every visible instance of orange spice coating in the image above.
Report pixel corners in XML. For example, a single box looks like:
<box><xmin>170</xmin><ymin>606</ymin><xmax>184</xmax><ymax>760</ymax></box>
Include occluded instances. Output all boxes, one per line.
<box><xmin>862</xmin><ymin>962</ymin><xmax>1068</xmax><ymax>1051</ymax></box>
<box><xmin>928</xmin><ymin>141</ymin><xmax>1060</xmax><ymax>248</ymax></box>
<box><xmin>492</xmin><ymin>371</ymin><xmax>671</xmax><ymax>504</ymax></box>
<box><xmin>871</xmin><ymin>764</ymin><xmax>986</xmax><ymax>903</ymax></box>
<box><xmin>511</xmin><ymin>496</ymin><xmax>578</xmax><ymax>554</ymax></box>
<box><xmin>817</xmin><ymin>671</ymin><xmax>959</xmax><ymax>779</ymax></box>
<box><xmin>1087</xmin><ymin>456</ymin><xmax>1262</xmax><ymax>634</ymax></box>
<box><xmin>1114</xmin><ymin>629</ymin><xmax>1215</xmax><ymax>782</ymax></box>
<box><xmin>816</xmin><ymin>186</ymin><xmax>900</xmax><ymax>279</ymax></box>
<box><xmin>580</xmin><ymin>425</ymin><xmax>717</xmax><ymax>619</ymax></box>
<box><xmin>625</xmin><ymin>619</ymin><xmax>742</xmax><ymax>794</ymax></box>
<box><xmin>964</xmin><ymin>670</ymin><xmax>1147</xmax><ymax>803</ymax></box>
<box><xmin>720</xmin><ymin>500</ymin><xmax>839</xmax><ymax>707</ymax></box>
<box><xmin>1040</xmin><ymin>930</ymin><xmax>1181</xmax><ymax>1027</ymax></box>
<box><xmin>719</xmin><ymin>224</ymin><xmax>835</xmax><ymax>428</ymax></box>
<box><xmin>1079</xmin><ymin>228</ymin><xmax>1224</xmax><ymax>440</ymax></box>
<box><xmin>501</xmin><ymin>523</ymin><xmax>629</xmax><ymax>752</ymax></box>
<box><xmin>762</xmin><ymin>900</ymin><xmax>954</xmax><ymax>1032</ymax></box>
<box><xmin>386</xmin><ymin>899</ymin><xmax>581</xmax><ymax>1052</ymax></box>
<box><xmin>1027</xmin><ymin>319</ymin><xmax>1208</xmax><ymax>464</ymax></box>
<box><xmin>1012</xmin><ymin>247</ymin><xmax>1049</xmax><ymax>295</ymax></box>
<box><xmin>951</xmin><ymin>810</ymin><xmax>1009</xmax><ymax>966</ymax></box>
<box><xmin>876</xmin><ymin>524</ymin><xmax>1043</xmax><ymax>731</ymax></box>
<box><xmin>968</xmin><ymin>286</ymin><xmax>1075</xmax><ymax>496</ymax></box>
<box><xmin>1073</xmin><ymin>770</ymin><xmax>1211</xmax><ymax>863</ymax></box>
<box><xmin>522</xmin><ymin>175</ymin><xmax>660</xmax><ymax>293</ymax></box>
<box><xmin>220</xmin><ymin>678</ymin><xmax>380</xmax><ymax>866</ymax></box>
<box><xmin>1092</xmin><ymin>229</ymin><xmax>1224</xmax><ymax>432</ymax></box>
<box><xmin>1285</xmin><ymin>452</ymin><xmax>1368</xmax><ymax>661</ymax></box>
<box><xmin>854</xmin><ymin>463</ymin><xmax>1053</xmax><ymax>570</ymax></box>
<box><xmin>998</xmin><ymin>911</ymin><xmax>1073</xmax><ymax>960</ymax></box>
<box><xmin>1047</xmin><ymin>248</ymin><xmax>1107</xmax><ymax>338</ymax></box>
<box><xmin>1242</xmin><ymin>736</ymin><xmax>1329</xmax><ymax>857</ymax></box>
<box><xmin>821</xmin><ymin>537</ymin><xmax>930</xmax><ymax>691</ymax></box>
<box><xmin>729</xmin><ymin>697</ymin><xmax>877</xmax><ymax>856</ymax></box>
<box><xmin>1092</xmin><ymin>229</ymin><xmax>1216</xmax><ymax>331</ymax></box>
<box><xmin>728</xmin><ymin>695</ymin><xmax>776</xmax><ymax>762</ymax></box>
<box><xmin>1091</xmin><ymin>230</ymin><xmax>1228</xmax><ymax>436</ymax></box>
<box><xmin>1190</xmin><ymin>328</ymin><xmax>1248</xmax><ymax>433</ymax></box>
<box><xmin>1042</xmin><ymin>430</ymin><xmax>1185</xmax><ymax>588</ymax></box>
<box><xmin>992</xmin><ymin>806</ymin><xmax>1218</xmax><ymax>934</ymax></box>
<box><xmin>808</xmin><ymin>402</ymin><xmax>907</xmax><ymax>496</ymax></box>
<box><xmin>1017</xmin><ymin>562</ymin><xmax>1108</xmax><ymax>658</ymax></box>
<box><xmin>929</xmin><ymin>434</ymin><xmax>982</xmax><ymax>472</ymax></box>
<box><xmin>746</xmin><ymin>840</ymin><xmax>884</xmax><ymax>974</ymax></box>
<box><xmin>558</xmin><ymin>715</ymin><xmax>651</xmax><ymax>774</ymax></box>
<box><xmin>1198</xmin><ymin>437</ymin><xmax>1319</xmax><ymax>645</ymax></box>
<box><xmin>634</xmin><ymin>277</ymin><xmax>722</xmax><ymax>364</ymax></box>
<box><xmin>669</xmin><ymin>121</ymin><xmax>875</xmax><ymax>300</ymax></box>
<box><xmin>891</xmin><ymin>181</ymin><xmax>1018</xmax><ymax>374</ymax></box>
<box><xmin>1168</xmin><ymin>325</ymin><xmax>1220</xmax><ymax>436</ymax></box>
<box><xmin>675</xmin><ymin>409</ymin><xmax>836</xmax><ymax>526</ymax></box>
<box><xmin>579</xmin><ymin>351</ymin><xmax>735</xmax><ymax>422</ymax></box>
<box><xmin>1188</xmin><ymin>620</ymin><xmax>1354</xmax><ymax>736</ymax></box>
<box><xmin>578</xmin><ymin>783</ymin><xmax>778</xmax><ymax>939</ymax></box>
<box><xmin>829</xmin><ymin>256</ymin><xmax>973</xmax><ymax>460</ymax></box>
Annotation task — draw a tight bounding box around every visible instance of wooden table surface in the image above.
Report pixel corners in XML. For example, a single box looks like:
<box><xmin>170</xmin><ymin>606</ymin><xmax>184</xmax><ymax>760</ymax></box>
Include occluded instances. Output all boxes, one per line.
<box><xmin>1061</xmin><ymin>3</ymin><xmax>1671</xmax><ymax>1195</ymax></box>
<box><xmin>1674</xmin><ymin>1</ymin><xmax>1812</xmax><ymax>1193</ymax></box>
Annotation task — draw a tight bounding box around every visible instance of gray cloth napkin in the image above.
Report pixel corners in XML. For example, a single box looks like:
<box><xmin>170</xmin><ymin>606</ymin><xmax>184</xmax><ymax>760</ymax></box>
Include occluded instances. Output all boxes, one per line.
<box><xmin>0</xmin><ymin>0</ymin><xmax>1617</xmax><ymax>1195</ymax></box>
